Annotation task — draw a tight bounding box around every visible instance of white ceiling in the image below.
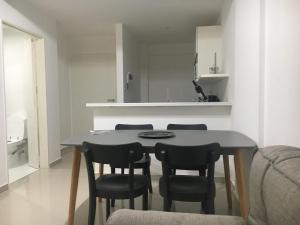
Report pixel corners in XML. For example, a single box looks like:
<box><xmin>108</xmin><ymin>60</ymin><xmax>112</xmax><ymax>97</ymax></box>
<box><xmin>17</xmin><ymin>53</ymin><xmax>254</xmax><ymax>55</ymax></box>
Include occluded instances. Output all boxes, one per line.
<box><xmin>24</xmin><ymin>0</ymin><xmax>224</xmax><ymax>43</ymax></box>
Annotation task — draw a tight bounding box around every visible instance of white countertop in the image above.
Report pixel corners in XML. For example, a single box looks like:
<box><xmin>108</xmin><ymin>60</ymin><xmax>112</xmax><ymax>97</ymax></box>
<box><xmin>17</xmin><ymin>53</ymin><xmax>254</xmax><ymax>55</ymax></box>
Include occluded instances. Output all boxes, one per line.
<box><xmin>86</xmin><ymin>102</ymin><xmax>232</xmax><ymax>108</ymax></box>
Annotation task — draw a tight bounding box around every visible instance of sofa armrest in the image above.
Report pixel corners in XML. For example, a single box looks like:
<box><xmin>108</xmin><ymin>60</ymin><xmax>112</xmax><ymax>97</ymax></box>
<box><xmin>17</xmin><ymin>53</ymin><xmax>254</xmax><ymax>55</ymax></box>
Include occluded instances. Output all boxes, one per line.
<box><xmin>106</xmin><ymin>209</ymin><xmax>246</xmax><ymax>225</ymax></box>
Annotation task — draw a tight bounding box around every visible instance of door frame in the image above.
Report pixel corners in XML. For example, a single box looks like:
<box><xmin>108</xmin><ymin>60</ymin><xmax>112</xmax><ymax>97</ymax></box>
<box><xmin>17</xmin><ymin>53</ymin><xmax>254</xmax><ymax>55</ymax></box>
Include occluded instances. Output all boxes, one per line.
<box><xmin>0</xmin><ymin>22</ymin><xmax>49</xmax><ymax>173</ymax></box>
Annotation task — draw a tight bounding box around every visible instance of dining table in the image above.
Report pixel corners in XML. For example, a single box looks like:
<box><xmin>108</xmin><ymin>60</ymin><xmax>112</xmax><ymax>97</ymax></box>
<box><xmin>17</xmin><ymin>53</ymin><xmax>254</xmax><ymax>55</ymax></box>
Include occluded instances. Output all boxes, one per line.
<box><xmin>62</xmin><ymin>130</ymin><xmax>257</xmax><ymax>225</ymax></box>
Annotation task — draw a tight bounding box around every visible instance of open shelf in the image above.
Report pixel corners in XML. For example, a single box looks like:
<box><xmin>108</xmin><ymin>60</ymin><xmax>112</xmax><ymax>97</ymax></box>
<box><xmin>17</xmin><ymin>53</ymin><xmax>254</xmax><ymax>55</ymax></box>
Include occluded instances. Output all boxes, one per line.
<box><xmin>198</xmin><ymin>74</ymin><xmax>229</xmax><ymax>84</ymax></box>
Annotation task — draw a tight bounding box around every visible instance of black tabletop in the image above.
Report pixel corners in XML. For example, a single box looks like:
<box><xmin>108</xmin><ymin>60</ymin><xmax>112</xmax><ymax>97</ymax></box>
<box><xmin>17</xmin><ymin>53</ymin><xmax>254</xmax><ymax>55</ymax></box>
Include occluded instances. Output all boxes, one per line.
<box><xmin>62</xmin><ymin>130</ymin><xmax>257</xmax><ymax>155</ymax></box>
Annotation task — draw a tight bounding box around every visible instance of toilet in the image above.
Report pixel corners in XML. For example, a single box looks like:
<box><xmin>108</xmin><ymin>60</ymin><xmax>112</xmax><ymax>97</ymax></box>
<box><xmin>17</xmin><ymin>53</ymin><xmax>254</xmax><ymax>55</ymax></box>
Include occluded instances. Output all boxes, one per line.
<box><xmin>7</xmin><ymin>115</ymin><xmax>28</xmax><ymax>168</ymax></box>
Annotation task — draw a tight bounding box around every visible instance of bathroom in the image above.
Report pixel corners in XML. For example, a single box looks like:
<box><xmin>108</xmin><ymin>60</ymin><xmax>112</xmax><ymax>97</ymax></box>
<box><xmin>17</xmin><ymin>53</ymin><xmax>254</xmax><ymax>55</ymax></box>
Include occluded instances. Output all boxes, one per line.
<box><xmin>3</xmin><ymin>25</ymin><xmax>40</xmax><ymax>183</ymax></box>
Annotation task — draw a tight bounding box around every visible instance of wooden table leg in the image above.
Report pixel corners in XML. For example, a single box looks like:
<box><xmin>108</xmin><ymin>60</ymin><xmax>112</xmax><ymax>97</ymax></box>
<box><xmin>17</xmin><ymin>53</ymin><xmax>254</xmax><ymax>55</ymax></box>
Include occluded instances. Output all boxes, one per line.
<box><xmin>223</xmin><ymin>155</ymin><xmax>232</xmax><ymax>209</ymax></box>
<box><xmin>99</xmin><ymin>163</ymin><xmax>104</xmax><ymax>176</ymax></box>
<box><xmin>98</xmin><ymin>163</ymin><xmax>104</xmax><ymax>202</ymax></box>
<box><xmin>234</xmin><ymin>150</ymin><xmax>248</xmax><ymax>219</ymax></box>
<box><xmin>68</xmin><ymin>147</ymin><xmax>81</xmax><ymax>225</ymax></box>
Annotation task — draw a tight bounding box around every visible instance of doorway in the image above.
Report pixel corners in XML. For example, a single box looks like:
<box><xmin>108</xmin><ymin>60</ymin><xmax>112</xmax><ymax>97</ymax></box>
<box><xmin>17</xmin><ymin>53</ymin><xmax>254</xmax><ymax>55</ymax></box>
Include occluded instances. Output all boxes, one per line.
<box><xmin>3</xmin><ymin>24</ymin><xmax>40</xmax><ymax>183</ymax></box>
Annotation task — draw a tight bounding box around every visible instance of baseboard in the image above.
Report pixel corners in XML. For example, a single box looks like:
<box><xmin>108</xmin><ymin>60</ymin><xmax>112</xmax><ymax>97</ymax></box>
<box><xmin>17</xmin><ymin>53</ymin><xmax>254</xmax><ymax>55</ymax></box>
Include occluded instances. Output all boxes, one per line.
<box><xmin>61</xmin><ymin>146</ymin><xmax>73</xmax><ymax>155</ymax></box>
<box><xmin>49</xmin><ymin>157</ymin><xmax>62</xmax><ymax>167</ymax></box>
<box><xmin>0</xmin><ymin>184</ymin><xmax>8</xmax><ymax>193</ymax></box>
<box><xmin>60</xmin><ymin>145</ymin><xmax>69</xmax><ymax>151</ymax></box>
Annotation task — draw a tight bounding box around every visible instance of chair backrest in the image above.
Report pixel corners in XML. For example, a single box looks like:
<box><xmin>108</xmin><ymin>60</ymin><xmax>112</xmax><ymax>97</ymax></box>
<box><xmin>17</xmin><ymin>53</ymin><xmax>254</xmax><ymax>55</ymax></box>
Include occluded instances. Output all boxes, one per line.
<box><xmin>155</xmin><ymin>143</ymin><xmax>220</xmax><ymax>170</ymax></box>
<box><xmin>82</xmin><ymin>142</ymin><xmax>143</xmax><ymax>167</ymax></box>
<box><xmin>167</xmin><ymin>124</ymin><xmax>207</xmax><ymax>130</ymax></box>
<box><xmin>248</xmin><ymin>146</ymin><xmax>300</xmax><ymax>225</ymax></box>
<box><xmin>82</xmin><ymin>142</ymin><xmax>143</xmax><ymax>197</ymax></box>
<box><xmin>115</xmin><ymin>124</ymin><xmax>153</xmax><ymax>130</ymax></box>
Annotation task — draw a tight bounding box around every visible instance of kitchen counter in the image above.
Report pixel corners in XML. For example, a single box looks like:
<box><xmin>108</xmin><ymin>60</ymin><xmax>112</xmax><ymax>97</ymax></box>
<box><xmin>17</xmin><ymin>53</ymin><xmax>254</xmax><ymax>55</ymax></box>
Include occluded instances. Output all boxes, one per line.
<box><xmin>86</xmin><ymin>102</ymin><xmax>232</xmax><ymax>108</ymax></box>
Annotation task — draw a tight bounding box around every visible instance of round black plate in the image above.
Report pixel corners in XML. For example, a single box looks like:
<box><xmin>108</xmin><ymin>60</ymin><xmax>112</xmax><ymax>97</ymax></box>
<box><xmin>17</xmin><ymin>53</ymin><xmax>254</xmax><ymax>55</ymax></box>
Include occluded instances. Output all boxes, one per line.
<box><xmin>138</xmin><ymin>130</ymin><xmax>175</xmax><ymax>139</ymax></box>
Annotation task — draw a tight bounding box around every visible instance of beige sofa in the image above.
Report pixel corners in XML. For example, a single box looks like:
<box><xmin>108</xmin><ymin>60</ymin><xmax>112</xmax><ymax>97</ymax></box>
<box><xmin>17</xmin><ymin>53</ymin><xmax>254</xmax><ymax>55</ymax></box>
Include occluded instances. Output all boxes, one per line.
<box><xmin>106</xmin><ymin>146</ymin><xmax>300</xmax><ymax>225</ymax></box>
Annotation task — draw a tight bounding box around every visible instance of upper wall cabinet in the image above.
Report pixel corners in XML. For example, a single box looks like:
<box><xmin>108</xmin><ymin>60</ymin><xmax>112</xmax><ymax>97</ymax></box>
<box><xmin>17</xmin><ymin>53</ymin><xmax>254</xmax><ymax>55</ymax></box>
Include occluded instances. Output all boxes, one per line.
<box><xmin>196</xmin><ymin>26</ymin><xmax>223</xmax><ymax>75</ymax></box>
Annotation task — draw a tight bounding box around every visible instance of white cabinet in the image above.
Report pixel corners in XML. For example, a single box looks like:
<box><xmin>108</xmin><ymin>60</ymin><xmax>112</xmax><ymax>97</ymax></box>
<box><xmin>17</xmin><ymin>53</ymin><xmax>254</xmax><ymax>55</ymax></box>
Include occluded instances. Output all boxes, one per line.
<box><xmin>196</xmin><ymin>26</ymin><xmax>223</xmax><ymax>75</ymax></box>
<box><xmin>195</xmin><ymin>26</ymin><xmax>230</xmax><ymax>102</ymax></box>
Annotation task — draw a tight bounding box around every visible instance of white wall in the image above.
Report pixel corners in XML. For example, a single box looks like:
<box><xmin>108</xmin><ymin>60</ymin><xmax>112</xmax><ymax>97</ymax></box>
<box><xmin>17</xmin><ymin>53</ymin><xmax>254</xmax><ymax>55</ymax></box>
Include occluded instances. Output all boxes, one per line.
<box><xmin>221</xmin><ymin>0</ymin><xmax>235</xmax><ymax>103</ymax></box>
<box><xmin>122</xmin><ymin>26</ymin><xmax>141</xmax><ymax>103</ymax></box>
<box><xmin>115</xmin><ymin>24</ymin><xmax>142</xmax><ymax>103</ymax></box>
<box><xmin>0</xmin><ymin>0</ymin><xmax>61</xmax><ymax>188</ymax></box>
<box><xmin>70</xmin><ymin>55</ymin><xmax>116</xmax><ymax>135</ymax></box>
<box><xmin>220</xmin><ymin>0</ymin><xmax>262</xmax><ymax>187</ymax></box>
<box><xmin>221</xmin><ymin>0</ymin><xmax>261</xmax><ymax>143</ymax></box>
<box><xmin>223</xmin><ymin>0</ymin><xmax>300</xmax><ymax>148</ymax></box>
<box><xmin>142</xmin><ymin>43</ymin><xmax>195</xmax><ymax>102</ymax></box>
<box><xmin>116</xmin><ymin>24</ymin><xmax>124</xmax><ymax>103</ymax></box>
<box><xmin>233</xmin><ymin>0</ymin><xmax>261</xmax><ymax>143</ymax></box>
<box><xmin>262</xmin><ymin>0</ymin><xmax>300</xmax><ymax>147</ymax></box>
<box><xmin>69</xmin><ymin>34</ymin><xmax>116</xmax><ymax>56</ymax></box>
<box><xmin>69</xmin><ymin>34</ymin><xmax>116</xmax><ymax>135</ymax></box>
<box><xmin>57</xmin><ymin>27</ymin><xmax>71</xmax><ymax>143</ymax></box>
<box><xmin>116</xmin><ymin>29</ymin><xmax>211</xmax><ymax>104</ymax></box>
<box><xmin>220</xmin><ymin>0</ymin><xmax>237</xmax><ymax>179</ymax></box>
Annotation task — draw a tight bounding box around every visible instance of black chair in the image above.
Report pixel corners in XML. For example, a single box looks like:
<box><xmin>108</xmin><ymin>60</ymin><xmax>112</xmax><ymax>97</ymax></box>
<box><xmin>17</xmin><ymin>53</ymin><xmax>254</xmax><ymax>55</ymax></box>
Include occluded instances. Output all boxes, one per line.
<box><xmin>109</xmin><ymin>124</ymin><xmax>153</xmax><ymax>208</ymax></box>
<box><xmin>113</xmin><ymin>124</ymin><xmax>153</xmax><ymax>193</ymax></box>
<box><xmin>82</xmin><ymin>142</ymin><xmax>148</xmax><ymax>223</ymax></box>
<box><xmin>167</xmin><ymin>123</ymin><xmax>208</xmax><ymax>130</ymax></box>
<box><xmin>167</xmin><ymin>123</ymin><xmax>233</xmax><ymax>209</ymax></box>
<box><xmin>167</xmin><ymin>124</ymin><xmax>208</xmax><ymax>175</ymax></box>
<box><xmin>155</xmin><ymin>143</ymin><xmax>220</xmax><ymax>214</ymax></box>
<box><xmin>115</xmin><ymin>124</ymin><xmax>153</xmax><ymax>130</ymax></box>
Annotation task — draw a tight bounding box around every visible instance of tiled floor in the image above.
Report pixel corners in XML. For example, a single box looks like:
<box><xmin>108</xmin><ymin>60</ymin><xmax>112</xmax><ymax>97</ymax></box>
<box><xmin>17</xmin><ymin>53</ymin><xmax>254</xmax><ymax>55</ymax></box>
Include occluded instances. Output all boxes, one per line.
<box><xmin>9</xmin><ymin>164</ymin><xmax>38</xmax><ymax>183</ymax></box>
<box><xmin>0</xmin><ymin>148</ymin><xmax>240</xmax><ymax>225</ymax></box>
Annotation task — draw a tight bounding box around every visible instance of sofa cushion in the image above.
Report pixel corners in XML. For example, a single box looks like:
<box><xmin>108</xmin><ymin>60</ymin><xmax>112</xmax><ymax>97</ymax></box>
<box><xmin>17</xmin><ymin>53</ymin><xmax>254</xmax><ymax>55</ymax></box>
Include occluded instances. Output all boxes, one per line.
<box><xmin>107</xmin><ymin>209</ymin><xmax>246</xmax><ymax>225</ymax></box>
<box><xmin>248</xmin><ymin>146</ymin><xmax>300</xmax><ymax>225</ymax></box>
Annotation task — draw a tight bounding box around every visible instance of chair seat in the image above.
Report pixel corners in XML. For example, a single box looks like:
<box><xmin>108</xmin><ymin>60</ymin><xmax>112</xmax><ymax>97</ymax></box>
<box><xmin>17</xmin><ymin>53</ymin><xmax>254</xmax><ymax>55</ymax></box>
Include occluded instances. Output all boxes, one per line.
<box><xmin>159</xmin><ymin>175</ymin><xmax>215</xmax><ymax>202</ymax></box>
<box><xmin>96</xmin><ymin>174</ymin><xmax>148</xmax><ymax>199</ymax></box>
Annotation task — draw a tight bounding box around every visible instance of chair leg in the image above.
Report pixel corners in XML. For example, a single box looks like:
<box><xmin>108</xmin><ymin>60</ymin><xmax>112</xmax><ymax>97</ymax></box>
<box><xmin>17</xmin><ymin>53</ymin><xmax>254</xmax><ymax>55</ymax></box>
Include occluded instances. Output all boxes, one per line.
<box><xmin>129</xmin><ymin>198</ymin><xmax>134</xmax><ymax>209</ymax></box>
<box><xmin>203</xmin><ymin>198</ymin><xmax>215</xmax><ymax>214</ymax></box>
<box><xmin>98</xmin><ymin>164</ymin><xmax>104</xmax><ymax>202</ymax></box>
<box><xmin>163</xmin><ymin>197</ymin><xmax>170</xmax><ymax>211</ymax></box>
<box><xmin>223</xmin><ymin>155</ymin><xmax>232</xmax><ymax>209</ymax></box>
<box><xmin>106</xmin><ymin>199</ymin><xmax>111</xmax><ymax>220</ymax></box>
<box><xmin>88</xmin><ymin>196</ymin><xmax>96</xmax><ymax>225</ymax></box>
<box><xmin>111</xmin><ymin>167</ymin><xmax>115</xmax><ymax>174</ymax></box>
<box><xmin>144</xmin><ymin>167</ymin><xmax>153</xmax><ymax>194</ymax></box>
<box><xmin>207</xmin><ymin>198</ymin><xmax>215</xmax><ymax>214</ymax></box>
<box><xmin>143</xmin><ymin>192</ymin><xmax>148</xmax><ymax>210</ymax></box>
<box><xmin>110</xmin><ymin>167</ymin><xmax>116</xmax><ymax>207</ymax></box>
<box><xmin>111</xmin><ymin>199</ymin><xmax>115</xmax><ymax>207</ymax></box>
<box><xmin>169</xmin><ymin>199</ymin><xmax>173</xmax><ymax>211</ymax></box>
<box><xmin>202</xmin><ymin>200</ymin><xmax>207</xmax><ymax>213</ymax></box>
<box><xmin>199</xmin><ymin>166</ymin><xmax>206</xmax><ymax>176</ymax></box>
<box><xmin>173</xmin><ymin>169</ymin><xmax>176</xmax><ymax>175</ymax></box>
